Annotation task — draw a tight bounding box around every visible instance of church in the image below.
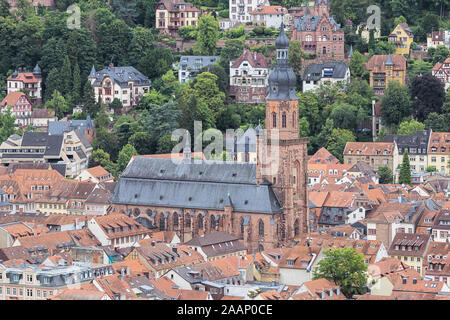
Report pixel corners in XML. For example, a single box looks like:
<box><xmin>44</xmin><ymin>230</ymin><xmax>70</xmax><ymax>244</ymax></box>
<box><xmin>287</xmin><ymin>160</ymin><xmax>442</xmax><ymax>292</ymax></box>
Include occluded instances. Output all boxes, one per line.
<box><xmin>110</xmin><ymin>26</ymin><xmax>309</xmax><ymax>253</ymax></box>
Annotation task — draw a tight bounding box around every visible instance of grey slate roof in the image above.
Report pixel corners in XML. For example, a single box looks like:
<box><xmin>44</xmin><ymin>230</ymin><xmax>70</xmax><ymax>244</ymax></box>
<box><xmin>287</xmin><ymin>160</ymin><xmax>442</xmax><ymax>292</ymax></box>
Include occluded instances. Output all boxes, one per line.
<box><xmin>294</xmin><ymin>15</ymin><xmax>340</xmax><ymax>32</ymax></box>
<box><xmin>381</xmin><ymin>130</ymin><xmax>431</xmax><ymax>155</ymax></box>
<box><xmin>302</xmin><ymin>62</ymin><xmax>349</xmax><ymax>81</ymax></box>
<box><xmin>110</xmin><ymin>157</ymin><xmax>282</xmax><ymax>214</ymax></box>
<box><xmin>89</xmin><ymin>66</ymin><xmax>151</xmax><ymax>88</ymax></box>
<box><xmin>48</xmin><ymin>117</ymin><xmax>94</xmax><ymax>136</ymax></box>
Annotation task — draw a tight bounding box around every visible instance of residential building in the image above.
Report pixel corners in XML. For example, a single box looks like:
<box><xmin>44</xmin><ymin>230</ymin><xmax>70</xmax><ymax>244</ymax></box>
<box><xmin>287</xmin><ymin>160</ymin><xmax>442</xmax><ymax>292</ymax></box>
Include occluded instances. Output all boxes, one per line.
<box><xmin>278</xmin><ymin>245</ymin><xmax>318</xmax><ymax>286</ymax></box>
<box><xmin>343</xmin><ymin>141</ymin><xmax>399</xmax><ymax>173</ymax></box>
<box><xmin>308</xmin><ymin>147</ymin><xmax>339</xmax><ymax>164</ymax></box>
<box><xmin>229</xmin><ymin>0</ymin><xmax>270</xmax><ymax>25</ymax></box>
<box><xmin>88</xmin><ymin>64</ymin><xmax>151</xmax><ymax>112</ymax></box>
<box><xmin>249</xmin><ymin>5</ymin><xmax>288</xmax><ymax>29</ymax></box>
<box><xmin>31</xmin><ymin>108</ymin><xmax>57</xmax><ymax>131</ymax></box>
<box><xmin>6</xmin><ymin>65</ymin><xmax>42</xmax><ymax>105</ymax></box>
<box><xmin>130</xmin><ymin>239</ymin><xmax>204</xmax><ymax>278</ymax></box>
<box><xmin>427</xmin><ymin>31</ymin><xmax>445</xmax><ymax>49</ymax></box>
<box><xmin>427</xmin><ymin>132</ymin><xmax>450</xmax><ymax>175</ymax></box>
<box><xmin>48</xmin><ymin>116</ymin><xmax>95</xmax><ymax>143</ymax></box>
<box><xmin>155</xmin><ymin>0</ymin><xmax>201</xmax><ymax>34</ymax></box>
<box><xmin>184</xmin><ymin>231</ymin><xmax>247</xmax><ymax>261</ymax></box>
<box><xmin>8</xmin><ymin>0</ymin><xmax>54</xmax><ymax>11</ymax></box>
<box><xmin>366</xmin><ymin>202</ymin><xmax>428</xmax><ymax>248</ymax></box>
<box><xmin>77</xmin><ymin>166</ymin><xmax>114</xmax><ymax>183</ymax></box>
<box><xmin>431</xmin><ymin>210</ymin><xmax>450</xmax><ymax>243</ymax></box>
<box><xmin>388</xmin><ymin>23</ymin><xmax>414</xmax><ymax>55</ymax></box>
<box><xmin>0</xmin><ymin>131</ymin><xmax>93</xmax><ymax>178</ymax></box>
<box><xmin>290</xmin><ymin>1</ymin><xmax>345</xmax><ymax>61</ymax></box>
<box><xmin>178</xmin><ymin>55</ymin><xmax>219</xmax><ymax>83</ymax></box>
<box><xmin>387</xmin><ymin>233</ymin><xmax>431</xmax><ymax>276</ymax></box>
<box><xmin>84</xmin><ymin>187</ymin><xmax>113</xmax><ymax>216</ymax></box>
<box><xmin>381</xmin><ymin>129</ymin><xmax>432</xmax><ymax>173</ymax></box>
<box><xmin>0</xmin><ymin>222</ymin><xmax>45</xmax><ymax>248</ymax></box>
<box><xmin>302</xmin><ymin>62</ymin><xmax>350</xmax><ymax>92</ymax></box>
<box><xmin>229</xmin><ymin>49</ymin><xmax>271</xmax><ymax>103</ymax></box>
<box><xmin>0</xmin><ymin>92</ymin><xmax>32</xmax><ymax>128</ymax></box>
<box><xmin>424</xmin><ymin>242</ymin><xmax>450</xmax><ymax>286</ymax></box>
<box><xmin>219</xmin><ymin>18</ymin><xmax>233</xmax><ymax>31</ymax></box>
<box><xmin>365</xmin><ymin>54</ymin><xmax>407</xmax><ymax>96</ymax></box>
<box><xmin>290</xmin><ymin>278</ymin><xmax>343</xmax><ymax>300</ymax></box>
<box><xmin>0</xmin><ymin>168</ymin><xmax>65</xmax><ymax>213</ymax></box>
<box><xmin>432</xmin><ymin>57</ymin><xmax>450</xmax><ymax>91</ymax></box>
<box><xmin>0</xmin><ymin>261</ymin><xmax>94</xmax><ymax>300</ymax></box>
<box><xmin>87</xmin><ymin>213</ymin><xmax>151</xmax><ymax>249</ymax></box>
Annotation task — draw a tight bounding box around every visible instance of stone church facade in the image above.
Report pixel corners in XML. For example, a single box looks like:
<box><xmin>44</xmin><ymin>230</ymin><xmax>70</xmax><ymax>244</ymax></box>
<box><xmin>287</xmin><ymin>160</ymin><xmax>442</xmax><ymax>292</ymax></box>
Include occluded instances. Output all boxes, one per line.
<box><xmin>110</xmin><ymin>26</ymin><xmax>309</xmax><ymax>253</ymax></box>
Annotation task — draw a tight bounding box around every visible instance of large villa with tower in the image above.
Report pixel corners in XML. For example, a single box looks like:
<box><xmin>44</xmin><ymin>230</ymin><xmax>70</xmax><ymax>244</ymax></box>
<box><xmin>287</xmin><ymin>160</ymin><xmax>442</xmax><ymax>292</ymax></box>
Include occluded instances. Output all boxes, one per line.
<box><xmin>109</xmin><ymin>25</ymin><xmax>309</xmax><ymax>253</ymax></box>
<box><xmin>88</xmin><ymin>64</ymin><xmax>151</xmax><ymax>113</ymax></box>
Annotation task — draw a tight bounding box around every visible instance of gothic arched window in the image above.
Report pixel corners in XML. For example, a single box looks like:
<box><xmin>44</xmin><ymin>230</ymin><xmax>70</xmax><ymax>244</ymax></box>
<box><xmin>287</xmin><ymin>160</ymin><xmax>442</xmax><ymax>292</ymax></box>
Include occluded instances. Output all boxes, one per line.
<box><xmin>292</xmin><ymin>112</ymin><xmax>296</xmax><ymax>128</ymax></box>
<box><xmin>210</xmin><ymin>215</ymin><xmax>216</xmax><ymax>230</ymax></box>
<box><xmin>282</xmin><ymin>114</ymin><xmax>287</xmax><ymax>128</ymax></box>
<box><xmin>240</xmin><ymin>218</ymin><xmax>245</xmax><ymax>239</ymax></box>
<box><xmin>294</xmin><ymin>219</ymin><xmax>300</xmax><ymax>237</ymax></box>
<box><xmin>272</xmin><ymin>112</ymin><xmax>277</xmax><ymax>128</ymax></box>
<box><xmin>185</xmin><ymin>214</ymin><xmax>191</xmax><ymax>228</ymax></box>
<box><xmin>173</xmin><ymin>212</ymin><xmax>179</xmax><ymax>227</ymax></box>
<box><xmin>133</xmin><ymin>208</ymin><xmax>140</xmax><ymax>217</ymax></box>
<box><xmin>258</xmin><ymin>220</ymin><xmax>264</xmax><ymax>237</ymax></box>
<box><xmin>198</xmin><ymin>215</ymin><xmax>203</xmax><ymax>230</ymax></box>
<box><xmin>159</xmin><ymin>215</ymin><xmax>166</xmax><ymax>231</ymax></box>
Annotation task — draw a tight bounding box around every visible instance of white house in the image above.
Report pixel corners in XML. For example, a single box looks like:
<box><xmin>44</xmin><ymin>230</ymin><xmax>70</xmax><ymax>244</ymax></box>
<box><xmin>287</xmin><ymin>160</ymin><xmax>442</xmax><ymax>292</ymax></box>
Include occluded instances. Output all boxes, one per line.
<box><xmin>249</xmin><ymin>5</ymin><xmax>289</xmax><ymax>29</ymax></box>
<box><xmin>87</xmin><ymin>214</ymin><xmax>150</xmax><ymax>249</ymax></box>
<box><xmin>302</xmin><ymin>62</ymin><xmax>350</xmax><ymax>92</ymax></box>
<box><xmin>229</xmin><ymin>0</ymin><xmax>270</xmax><ymax>24</ymax></box>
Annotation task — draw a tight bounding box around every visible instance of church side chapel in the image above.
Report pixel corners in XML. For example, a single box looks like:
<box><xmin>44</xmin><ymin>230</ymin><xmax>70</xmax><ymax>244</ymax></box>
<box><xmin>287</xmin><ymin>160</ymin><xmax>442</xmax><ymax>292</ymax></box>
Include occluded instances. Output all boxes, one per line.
<box><xmin>110</xmin><ymin>25</ymin><xmax>309</xmax><ymax>253</ymax></box>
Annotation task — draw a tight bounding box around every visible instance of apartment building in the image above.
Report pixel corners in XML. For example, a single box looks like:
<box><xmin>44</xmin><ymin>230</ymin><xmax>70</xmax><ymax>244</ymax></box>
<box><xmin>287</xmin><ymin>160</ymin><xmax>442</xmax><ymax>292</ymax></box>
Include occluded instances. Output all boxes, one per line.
<box><xmin>302</xmin><ymin>61</ymin><xmax>350</xmax><ymax>92</ymax></box>
<box><xmin>229</xmin><ymin>49</ymin><xmax>271</xmax><ymax>103</ymax></box>
<box><xmin>178</xmin><ymin>55</ymin><xmax>219</xmax><ymax>83</ymax></box>
<box><xmin>229</xmin><ymin>0</ymin><xmax>270</xmax><ymax>24</ymax></box>
<box><xmin>343</xmin><ymin>141</ymin><xmax>399</xmax><ymax>173</ymax></box>
<box><xmin>155</xmin><ymin>0</ymin><xmax>201</xmax><ymax>34</ymax></box>
<box><xmin>0</xmin><ymin>130</ymin><xmax>93</xmax><ymax>178</ymax></box>
<box><xmin>427</xmin><ymin>132</ymin><xmax>450</xmax><ymax>175</ymax></box>
<box><xmin>388</xmin><ymin>23</ymin><xmax>414</xmax><ymax>55</ymax></box>
<box><xmin>365</xmin><ymin>54</ymin><xmax>407</xmax><ymax>96</ymax></box>
<box><xmin>6</xmin><ymin>65</ymin><xmax>42</xmax><ymax>105</ymax></box>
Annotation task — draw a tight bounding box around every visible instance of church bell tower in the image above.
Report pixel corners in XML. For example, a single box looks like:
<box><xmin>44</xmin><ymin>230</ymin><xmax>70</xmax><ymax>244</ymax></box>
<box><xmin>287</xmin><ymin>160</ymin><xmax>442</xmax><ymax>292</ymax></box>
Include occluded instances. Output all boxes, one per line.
<box><xmin>257</xmin><ymin>23</ymin><xmax>309</xmax><ymax>243</ymax></box>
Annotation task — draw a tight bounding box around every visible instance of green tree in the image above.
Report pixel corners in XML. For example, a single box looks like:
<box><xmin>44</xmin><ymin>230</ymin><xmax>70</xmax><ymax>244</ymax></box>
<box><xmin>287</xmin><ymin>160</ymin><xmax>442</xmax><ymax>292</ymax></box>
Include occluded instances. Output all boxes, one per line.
<box><xmin>0</xmin><ymin>106</ymin><xmax>16</xmax><ymax>143</ymax></box>
<box><xmin>426</xmin><ymin>165</ymin><xmax>437</xmax><ymax>173</ymax></box>
<box><xmin>193</xmin><ymin>72</ymin><xmax>226</xmax><ymax>115</ymax></box>
<box><xmin>156</xmin><ymin>133</ymin><xmax>178</xmax><ymax>154</ymax></box>
<box><xmin>399</xmin><ymin>150</ymin><xmax>412</xmax><ymax>186</ymax></box>
<box><xmin>109</xmin><ymin>98</ymin><xmax>123</xmax><ymax>114</ymax></box>
<box><xmin>379</xmin><ymin>81</ymin><xmax>412</xmax><ymax>128</ymax></box>
<box><xmin>82</xmin><ymin>80</ymin><xmax>97</xmax><ymax>117</ymax></box>
<box><xmin>91</xmin><ymin>148</ymin><xmax>117</xmax><ymax>176</ymax></box>
<box><xmin>47</xmin><ymin>90</ymin><xmax>69</xmax><ymax>119</ymax></box>
<box><xmin>329</xmin><ymin>102</ymin><xmax>361</xmax><ymax>131</ymax></box>
<box><xmin>349</xmin><ymin>50</ymin><xmax>365</xmax><ymax>78</ymax></box>
<box><xmin>428</xmin><ymin>45</ymin><xmax>450</xmax><ymax>65</ymax></box>
<box><xmin>313</xmin><ymin>247</ymin><xmax>368</xmax><ymax>299</ymax></box>
<box><xmin>424</xmin><ymin>112</ymin><xmax>449</xmax><ymax>132</ymax></box>
<box><xmin>326</xmin><ymin>128</ymin><xmax>356</xmax><ymax>162</ymax></box>
<box><xmin>378</xmin><ymin>166</ymin><xmax>393</xmax><ymax>184</ymax></box>
<box><xmin>288</xmin><ymin>40</ymin><xmax>303</xmax><ymax>75</ymax></box>
<box><xmin>72</xmin><ymin>61</ymin><xmax>81</xmax><ymax>106</ymax></box>
<box><xmin>410</xmin><ymin>73</ymin><xmax>445</xmax><ymax>122</ymax></box>
<box><xmin>375</xmin><ymin>126</ymin><xmax>388</xmax><ymax>141</ymax></box>
<box><xmin>61</xmin><ymin>55</ymin><xmax>72</xmax><ymax>98</ymax></box>
<box><xmin>219</xmin><ymin>39</ymin><xmax>244</xmax><ymax>69</ymax></box>
<box><xmin>128</xmin><ymin>131</ymin><xmax>153</xmax><ymax>155</ymax></box>
<box><xmin>299</xmin><ymin>117</ymin><xmax>310</xmax><ymax>137</ymax></box>
<box><xmin>116</xmin><ymin>144</ymin><xmax>138</xmax><ymax>176</ymax></box>
<box><xmin>397</xmin><ymin>119</ymin><xmax>425</xmax><ymax>135</ymax></box>
<box><xmin>393</xmin><ymin>16</ymin><xmax>407</xmax><ymax>26</ymax></box>
<box><xmin>194</xmin><ymin>14</ymin><xmax>219</xmax><ymax>55</ymax></box>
